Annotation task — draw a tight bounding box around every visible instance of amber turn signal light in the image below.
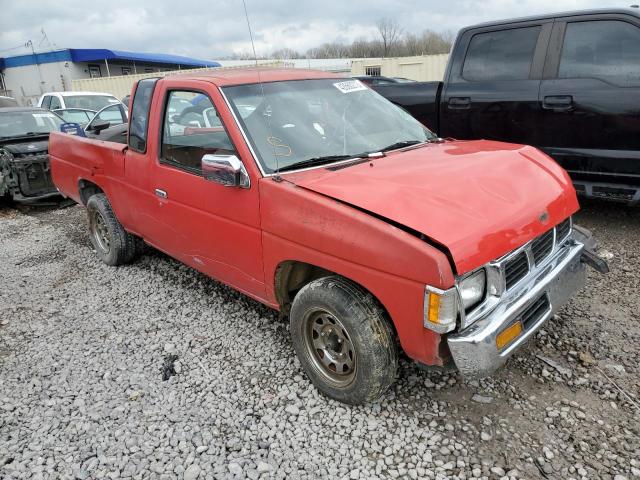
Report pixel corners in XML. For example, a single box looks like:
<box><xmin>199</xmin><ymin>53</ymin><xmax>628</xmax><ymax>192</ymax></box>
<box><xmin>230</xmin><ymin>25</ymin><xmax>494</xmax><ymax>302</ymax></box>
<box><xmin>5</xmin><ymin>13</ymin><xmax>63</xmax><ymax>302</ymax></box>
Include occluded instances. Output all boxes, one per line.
<box><xmin>496</xmin><ymin>321</ymin><xmax>523</xmax><ymax>350</ymax></box>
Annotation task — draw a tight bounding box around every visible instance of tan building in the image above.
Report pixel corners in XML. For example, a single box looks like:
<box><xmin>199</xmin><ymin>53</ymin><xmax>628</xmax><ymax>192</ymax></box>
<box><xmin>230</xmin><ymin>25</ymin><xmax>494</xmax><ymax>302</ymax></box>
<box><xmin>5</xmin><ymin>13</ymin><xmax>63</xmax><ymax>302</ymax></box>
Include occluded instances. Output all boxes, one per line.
<box><xmin>351</xmin><ymin>54</ymin><xmax>449</xmax><ymax>81</ymax></box>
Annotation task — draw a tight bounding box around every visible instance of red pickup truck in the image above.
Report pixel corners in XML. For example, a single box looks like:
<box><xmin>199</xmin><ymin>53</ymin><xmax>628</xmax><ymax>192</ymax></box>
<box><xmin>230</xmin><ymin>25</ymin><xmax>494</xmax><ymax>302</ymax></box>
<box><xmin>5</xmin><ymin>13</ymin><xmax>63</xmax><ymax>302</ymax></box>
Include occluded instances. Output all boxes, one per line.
<box><xmin>49</xmin><ymin>69</ymin><xmax>606</xmax><ymax>404</ymax></box>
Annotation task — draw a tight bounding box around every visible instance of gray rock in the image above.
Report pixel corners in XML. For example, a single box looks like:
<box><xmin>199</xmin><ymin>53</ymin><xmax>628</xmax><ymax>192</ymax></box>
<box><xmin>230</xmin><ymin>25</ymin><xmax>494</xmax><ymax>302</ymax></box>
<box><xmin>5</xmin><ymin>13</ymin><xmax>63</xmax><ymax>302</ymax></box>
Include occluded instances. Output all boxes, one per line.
<box><xmin>228</xmin><ymin>463</ymin><xmax>242</xmax><ymax>476</ymax></box>
<box><xmin>256</xmin><ymin>461</ymin><xmax>274</xmax><ymax>473</ymax></box>
<box><xmin>471</xmin><ymin>394</ymin><xmax>494</xmax><ymax>404</ymax></box>
<box><xmin>285</xmin><ymin>404</ymin><xmax>300</xmax><ymax>415</ymax></box>
<box><xmin>490</xmin><ymin>466</ymin><xmax>505</xmax><ymax>476</ymax></box>
<box><xmin>184</xmin><ymin>464</ymin><xmax>201</xmax><ymax>480</ymax></box>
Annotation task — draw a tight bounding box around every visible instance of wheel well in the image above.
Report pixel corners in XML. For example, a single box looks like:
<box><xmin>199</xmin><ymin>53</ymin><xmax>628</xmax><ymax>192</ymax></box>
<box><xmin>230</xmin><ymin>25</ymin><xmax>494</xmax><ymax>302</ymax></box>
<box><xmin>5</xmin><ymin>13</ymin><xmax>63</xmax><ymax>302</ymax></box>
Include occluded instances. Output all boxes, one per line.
<box><xmin>275</xmin><ymin>261</ymin><xmax>401</xmax><ymax>348</ymax></box>
<box><xmin>78</xmin><ymin>179</ymin><xmax>104</xmax><ymax>205</ymax></box>
<box><xmin>275</xmin><ymin>261</ymin><xmax>334</xmax><ymax>315</ymax></box>
<box><xmin>273</xmin><ymin>261</ymin><xmax>394</xmax><ymax>325</ymax></box>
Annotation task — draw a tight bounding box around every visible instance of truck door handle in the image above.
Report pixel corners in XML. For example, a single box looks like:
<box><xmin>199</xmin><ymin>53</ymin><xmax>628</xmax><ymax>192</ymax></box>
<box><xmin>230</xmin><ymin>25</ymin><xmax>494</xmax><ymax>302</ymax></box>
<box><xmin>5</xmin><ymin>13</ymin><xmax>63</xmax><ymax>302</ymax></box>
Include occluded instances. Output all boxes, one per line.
<box><xmin>448</xmin><ymin>97</ymin><xmax>471</xmax><ymax>110</ymax></box>
<box><xmin>542</xmin><ymin>95</ymin><xmax>573</xmax><ymax>111</ymax></box>
<box><xmin>155</xmin><ymin>188</ymin><xmax>168</xmax><ymax>199</ymax></box>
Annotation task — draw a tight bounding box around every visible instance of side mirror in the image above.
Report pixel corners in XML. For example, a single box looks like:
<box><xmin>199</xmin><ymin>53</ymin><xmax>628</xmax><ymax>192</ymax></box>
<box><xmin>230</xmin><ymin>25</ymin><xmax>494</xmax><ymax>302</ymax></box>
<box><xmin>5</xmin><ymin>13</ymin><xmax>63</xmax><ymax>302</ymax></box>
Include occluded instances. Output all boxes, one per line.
<box><xmin>89</xmin><ymin>120</ymin><xmax>111</xmax><ymax>134</ymax></box>
<box><xmin>202</xmin><ymin>154</ymin><xmax>250</xmax><ymax>188</ymax></box>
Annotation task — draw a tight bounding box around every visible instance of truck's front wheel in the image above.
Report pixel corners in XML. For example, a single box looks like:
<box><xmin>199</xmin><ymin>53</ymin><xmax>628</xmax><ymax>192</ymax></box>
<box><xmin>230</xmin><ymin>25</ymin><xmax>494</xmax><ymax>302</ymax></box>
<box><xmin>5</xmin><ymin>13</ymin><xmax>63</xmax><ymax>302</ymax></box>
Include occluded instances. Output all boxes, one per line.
<box><xmin>86</xmin><ymin>193</ymin><xmax>138</xmax><ymax>266</ymax></box>
<box><xmin>290</xmin><ymin>276</ymin><xmax>398</xmax><ymax>404</ymax></box>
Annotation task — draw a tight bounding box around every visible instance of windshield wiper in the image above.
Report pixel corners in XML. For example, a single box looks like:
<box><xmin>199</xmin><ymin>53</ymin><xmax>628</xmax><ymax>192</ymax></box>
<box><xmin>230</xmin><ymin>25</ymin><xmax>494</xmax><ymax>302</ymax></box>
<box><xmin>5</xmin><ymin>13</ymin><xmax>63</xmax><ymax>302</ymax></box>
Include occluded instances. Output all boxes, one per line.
<box><xmin>276</xmin><ymin>142</ymin><xmax>428</xmax><ymax>173</ymax></box>
<box><xmin>379</xmin><ymin>140</ymin><xmax>425</xmax><ymax>152</ymax></box>
<box><xmin>277</xmin><ymin>153</ymin><xmax>370</xmax><ymax>172</ymax></box>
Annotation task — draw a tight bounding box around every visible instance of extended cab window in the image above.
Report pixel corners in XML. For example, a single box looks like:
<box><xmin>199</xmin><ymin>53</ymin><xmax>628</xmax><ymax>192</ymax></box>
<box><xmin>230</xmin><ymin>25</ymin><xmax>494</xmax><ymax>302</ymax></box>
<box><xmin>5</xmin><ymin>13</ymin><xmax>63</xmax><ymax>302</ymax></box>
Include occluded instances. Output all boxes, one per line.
<box><xmin>559</xmin><ymin>20</ymin><xmax>640</xmax><ymax>87</ymax></box>
<box><xmin>462</xmin><ymin>26</ymin><xmax>541</xmax><ymax>81</ymax></box>
<box><xmin>160</xmin><ymin>91</ymin><xmax>236</xmax><ymax>175</ymax></box>
<box><xmin>129</xmin><ymin>78</ymin><xmax>157</xmax><ymax>152</ymax></box>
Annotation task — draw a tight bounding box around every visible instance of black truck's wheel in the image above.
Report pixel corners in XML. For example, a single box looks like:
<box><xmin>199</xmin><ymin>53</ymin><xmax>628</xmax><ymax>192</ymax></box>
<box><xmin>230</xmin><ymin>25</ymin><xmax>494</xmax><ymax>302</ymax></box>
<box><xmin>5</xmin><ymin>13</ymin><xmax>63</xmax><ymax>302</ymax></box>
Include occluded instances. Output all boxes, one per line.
<box><xmin>86</xmin><ymin>193</ymin><xmax>138</xmax><ymax>266</ymax></box>
<box><xmin>290</xmin><ymin>276</ymin><xmax>398</xmax><ymax>404</ymax></box>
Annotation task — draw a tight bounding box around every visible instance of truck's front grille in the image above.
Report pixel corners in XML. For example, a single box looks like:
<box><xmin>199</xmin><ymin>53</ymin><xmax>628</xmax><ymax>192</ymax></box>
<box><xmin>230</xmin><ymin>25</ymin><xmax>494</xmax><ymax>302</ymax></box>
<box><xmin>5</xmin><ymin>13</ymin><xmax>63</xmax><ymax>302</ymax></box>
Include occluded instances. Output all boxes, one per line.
<box><xmin>521</xmin><ymin>294</ymin><xmax>550</xmax><ymax>329</ymax></box>
<box><xmin>504</xmin><ymin>251</ymin><xmax>529</xmax><ymax>290</ymax></box>
<box><xmin>531</xmin><ymin>229</ymin><xmax>554</xmax><ymax>265</ymax></box>
<box><xmin>556</xmin><ymin>218</ymin><xmax>571</xmax><ymax>244</ymax></box>
<box><xmin>502</xmin><ymin>217</ymin><xmax>572</xmax><ymax>291</ymax></box>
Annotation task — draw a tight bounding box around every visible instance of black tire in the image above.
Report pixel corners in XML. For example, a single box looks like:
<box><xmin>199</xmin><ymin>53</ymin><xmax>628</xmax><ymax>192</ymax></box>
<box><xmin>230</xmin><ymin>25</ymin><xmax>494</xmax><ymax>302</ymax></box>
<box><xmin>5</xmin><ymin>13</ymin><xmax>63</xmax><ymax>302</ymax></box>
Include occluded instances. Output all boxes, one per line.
<box><xmin>290</xmin><ymin>276</ymin><xmax>398</xmax><ymax>404</ymax></box>
<box><xmin>86</xmin><ymin>193</ymin><xmax>138</xmax><ymax>266</ymax></box>
<box><xmin>133</xmin><ymin>236</ymin><xmax>146</xmax><ymax>257</ymax></box>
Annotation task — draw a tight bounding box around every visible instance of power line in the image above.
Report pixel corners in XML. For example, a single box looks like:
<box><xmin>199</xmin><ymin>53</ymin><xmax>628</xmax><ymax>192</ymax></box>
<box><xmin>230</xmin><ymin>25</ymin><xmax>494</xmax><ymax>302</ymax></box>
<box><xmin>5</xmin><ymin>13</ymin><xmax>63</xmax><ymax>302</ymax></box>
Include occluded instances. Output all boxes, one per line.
<box><xmin>0</xmin><ymin>44</ymin><xmax>30</xmax><ymax>54</ymax></box>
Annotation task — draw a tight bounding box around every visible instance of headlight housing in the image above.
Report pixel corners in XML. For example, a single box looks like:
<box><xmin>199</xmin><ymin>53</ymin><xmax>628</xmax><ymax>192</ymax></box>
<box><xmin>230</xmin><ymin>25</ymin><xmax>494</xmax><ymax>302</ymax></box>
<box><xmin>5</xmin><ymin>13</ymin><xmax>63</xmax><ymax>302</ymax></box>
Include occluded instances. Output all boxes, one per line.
<box><xmin>458</xmin><ymin>269</ymin><xmax>486</xmax><ymax>311</ymax></box>
<box><xmin>424</xmin><ymin>268</ymin><xmax>487</xmax><ymax>334</ymax></box>
<box><xmin>424</xmin><ymin>286</ymin><xmax>458</xmax><ymax>333</ymax></box>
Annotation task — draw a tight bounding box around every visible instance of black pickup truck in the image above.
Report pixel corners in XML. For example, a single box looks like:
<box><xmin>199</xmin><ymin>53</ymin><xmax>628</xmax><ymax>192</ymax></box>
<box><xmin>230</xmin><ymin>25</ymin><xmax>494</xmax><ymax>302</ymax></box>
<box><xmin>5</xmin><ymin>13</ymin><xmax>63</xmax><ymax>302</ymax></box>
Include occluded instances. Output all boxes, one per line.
<box><xmin>373</xmin><ymin>8</ymin><xmax>640</xmax><ymax>203</ymax></box>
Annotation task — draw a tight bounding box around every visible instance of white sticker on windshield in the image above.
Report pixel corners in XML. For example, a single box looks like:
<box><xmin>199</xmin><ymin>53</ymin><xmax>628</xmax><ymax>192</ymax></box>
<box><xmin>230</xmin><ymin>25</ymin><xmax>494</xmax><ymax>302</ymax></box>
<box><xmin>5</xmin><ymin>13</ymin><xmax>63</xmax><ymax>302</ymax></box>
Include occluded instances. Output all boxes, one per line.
<box><xmin>33</xmin><ymin>113</ymin><xmax>56</xmax><ymax>118</ymax></box>
<box><xmin>333</xmin><ymin>80</ymin><xmax>368</xmax><ymax>94</ymax></box>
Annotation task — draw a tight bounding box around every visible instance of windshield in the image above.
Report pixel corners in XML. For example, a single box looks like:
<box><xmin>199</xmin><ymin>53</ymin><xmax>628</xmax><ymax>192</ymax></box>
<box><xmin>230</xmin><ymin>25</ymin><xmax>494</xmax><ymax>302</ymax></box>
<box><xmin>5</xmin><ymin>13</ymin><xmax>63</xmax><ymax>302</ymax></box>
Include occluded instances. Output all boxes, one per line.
<box><xmin>63</xmin><ymin>95</ymin><xmax>120</xmax><ymax>110</ymax></box>
<box><xmin>223</xmin><ymin>79</ymin><xmax>435</xmax><ymax>173</ymax></box>
<box><xmin>0</xmin><ymin>110</ymin><xmax>64</xmax><ymax>139</ymax></box>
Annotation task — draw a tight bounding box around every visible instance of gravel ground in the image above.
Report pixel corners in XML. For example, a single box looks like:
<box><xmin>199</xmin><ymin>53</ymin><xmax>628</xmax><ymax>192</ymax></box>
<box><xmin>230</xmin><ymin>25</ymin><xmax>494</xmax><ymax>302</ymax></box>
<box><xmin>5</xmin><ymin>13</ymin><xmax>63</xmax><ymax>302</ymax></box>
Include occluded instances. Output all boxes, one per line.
<box><xmin>0</xmin><ymin>199</ymin><xmax>638</xmax><ymax>480</ymax></box>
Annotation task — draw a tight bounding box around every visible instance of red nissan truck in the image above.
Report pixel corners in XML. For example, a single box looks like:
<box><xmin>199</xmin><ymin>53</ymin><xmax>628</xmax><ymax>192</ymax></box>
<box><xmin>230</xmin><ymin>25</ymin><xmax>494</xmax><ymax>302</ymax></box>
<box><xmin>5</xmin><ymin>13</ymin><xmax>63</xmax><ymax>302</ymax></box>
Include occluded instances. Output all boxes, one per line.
<box><xmin>48</xmin><ymin>69</ymin><xmax>607</xmax><ymax>404</ymax></box>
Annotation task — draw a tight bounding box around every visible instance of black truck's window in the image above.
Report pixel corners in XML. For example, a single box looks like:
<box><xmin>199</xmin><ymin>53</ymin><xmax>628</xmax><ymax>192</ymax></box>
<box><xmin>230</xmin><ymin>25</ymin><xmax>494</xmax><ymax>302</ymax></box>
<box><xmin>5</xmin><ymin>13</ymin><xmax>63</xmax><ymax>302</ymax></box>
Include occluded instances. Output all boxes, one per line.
<box><xmin>160</xmin><ymin>91</ymin><xmax>236</xmax><ymax>175</ymax></box>
<box><xmin>463</xmin><ymin>26</ymin><xmax>541</xmax><ymax>81</ymax></box>
<box><xmin>128</xmin><ymin>78</ymin><xmax>157</xmax><ymax>152</ymax></box>
<box><xmin>559</xmin><ymin>20</ymin><xmax>640</xmax><ymax>87</ymax></box>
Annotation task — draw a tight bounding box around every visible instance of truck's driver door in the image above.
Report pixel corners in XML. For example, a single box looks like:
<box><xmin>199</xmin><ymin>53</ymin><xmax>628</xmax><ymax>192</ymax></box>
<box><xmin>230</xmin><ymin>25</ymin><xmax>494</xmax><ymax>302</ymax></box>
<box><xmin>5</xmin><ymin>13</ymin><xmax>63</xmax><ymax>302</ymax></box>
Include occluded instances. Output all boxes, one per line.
<box><xmin>149</xmin><ymin>83</ymin><xmax>265</xmax><ymax>300</ymax></box>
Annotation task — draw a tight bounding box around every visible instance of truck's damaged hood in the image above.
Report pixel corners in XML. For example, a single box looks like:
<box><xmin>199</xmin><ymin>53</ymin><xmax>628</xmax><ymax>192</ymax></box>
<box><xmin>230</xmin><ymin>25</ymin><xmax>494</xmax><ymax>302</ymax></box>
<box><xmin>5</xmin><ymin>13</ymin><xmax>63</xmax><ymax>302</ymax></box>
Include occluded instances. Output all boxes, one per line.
<box><xmin>284</xmin><ymin>140</ymin><xmax>579</xmax><ymax>274</ymax></box>
<box><xmin>1</xmin><ymin>138</ymin><xmax>49</xmax><ymax>157</ymax></box>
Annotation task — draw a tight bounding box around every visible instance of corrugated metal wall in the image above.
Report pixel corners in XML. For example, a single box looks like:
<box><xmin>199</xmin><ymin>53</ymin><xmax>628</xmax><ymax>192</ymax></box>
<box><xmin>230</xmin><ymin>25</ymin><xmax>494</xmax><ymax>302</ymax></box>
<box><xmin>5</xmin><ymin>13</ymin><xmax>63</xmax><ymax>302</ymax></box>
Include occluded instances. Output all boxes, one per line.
<box><xmin>350</xmin><ymin>54</ymin><xmax>449</xmax><ymax>81</ymax></box>
<box><xmin>71</xmin><ymin>64</ymin><xmax>281</xmax><ymax>98</ymax></box>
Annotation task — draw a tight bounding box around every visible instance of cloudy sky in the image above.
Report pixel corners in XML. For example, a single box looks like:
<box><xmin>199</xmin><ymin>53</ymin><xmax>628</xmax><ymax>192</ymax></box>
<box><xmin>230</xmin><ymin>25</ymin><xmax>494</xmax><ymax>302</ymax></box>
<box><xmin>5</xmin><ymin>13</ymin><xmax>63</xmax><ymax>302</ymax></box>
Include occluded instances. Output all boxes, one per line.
<box><xmin>0</xmin><ymin>0</ymin><xmax>609</xmax><ymax>60</ymax></box>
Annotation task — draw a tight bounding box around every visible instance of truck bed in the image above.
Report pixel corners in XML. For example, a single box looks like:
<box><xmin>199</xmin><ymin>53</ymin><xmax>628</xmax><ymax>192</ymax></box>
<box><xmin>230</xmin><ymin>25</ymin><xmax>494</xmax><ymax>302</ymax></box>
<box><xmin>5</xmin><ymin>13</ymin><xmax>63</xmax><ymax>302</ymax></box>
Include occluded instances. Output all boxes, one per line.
<box><xmin>369</xmin><ymin>82</ymin><xmax>442</xmax><ymax>133</ymax></box>
<box><xmin>48</xmin><ymin>131</ymin><xmax>127</xmax><ymax>205</ymax></box>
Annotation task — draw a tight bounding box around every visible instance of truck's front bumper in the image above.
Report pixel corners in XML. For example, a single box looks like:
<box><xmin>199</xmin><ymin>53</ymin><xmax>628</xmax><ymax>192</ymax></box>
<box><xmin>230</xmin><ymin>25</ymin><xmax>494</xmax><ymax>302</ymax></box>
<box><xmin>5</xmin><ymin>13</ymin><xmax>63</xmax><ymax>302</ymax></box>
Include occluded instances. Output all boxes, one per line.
<box><xmin>447</xmin><ymin>232</ymin><xmax>589</xmax><ymax>378</ymax></box>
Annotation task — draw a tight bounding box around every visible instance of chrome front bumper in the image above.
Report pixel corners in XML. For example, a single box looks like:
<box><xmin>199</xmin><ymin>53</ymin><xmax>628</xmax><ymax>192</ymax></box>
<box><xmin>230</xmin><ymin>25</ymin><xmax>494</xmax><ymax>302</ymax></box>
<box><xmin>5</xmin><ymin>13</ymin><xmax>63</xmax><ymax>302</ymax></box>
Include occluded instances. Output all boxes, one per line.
<box><xmin>447</xmin><ymin>232</ymin><xmax>589</xmax><ymax>378</ymax></box>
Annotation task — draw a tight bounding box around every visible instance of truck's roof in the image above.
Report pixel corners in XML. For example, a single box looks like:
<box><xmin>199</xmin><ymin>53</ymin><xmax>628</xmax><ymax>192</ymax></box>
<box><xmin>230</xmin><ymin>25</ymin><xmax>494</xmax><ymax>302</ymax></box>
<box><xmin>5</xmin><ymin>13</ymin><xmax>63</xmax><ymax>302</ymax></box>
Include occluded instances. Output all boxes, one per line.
<box><xmin>463</xmin><ymin>8</ymin><xmax>640</xmax><ymax>31</ymax></box>
<box><xmin>167</xmin><ymin>67</ymin><xmax>345</xmax><ymax>87</ymax></box>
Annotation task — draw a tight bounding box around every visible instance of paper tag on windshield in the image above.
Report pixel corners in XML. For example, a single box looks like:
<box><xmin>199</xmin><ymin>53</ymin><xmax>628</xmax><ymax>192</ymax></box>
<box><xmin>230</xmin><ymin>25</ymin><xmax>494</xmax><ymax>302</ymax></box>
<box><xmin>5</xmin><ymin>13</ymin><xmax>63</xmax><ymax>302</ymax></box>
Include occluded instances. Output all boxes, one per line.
<box><xmin>333</xmin><ymin>80</ymin><xmax>367</xmax><ymax>94</ymax></box>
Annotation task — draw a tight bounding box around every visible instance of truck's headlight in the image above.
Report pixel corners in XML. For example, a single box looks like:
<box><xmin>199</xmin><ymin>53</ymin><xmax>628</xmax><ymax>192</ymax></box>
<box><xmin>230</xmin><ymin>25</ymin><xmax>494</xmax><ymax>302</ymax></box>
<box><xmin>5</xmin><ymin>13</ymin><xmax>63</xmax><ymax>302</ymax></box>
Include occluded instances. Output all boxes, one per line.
<box><xmin>458</xmin><ymin>269</ymin><xmax>486</xmax><ymax>311</ymax></box>
<box><xmin>424</xmin><ymin>286</ymin><xmax>458</xmax><ymax>333</ymax></box>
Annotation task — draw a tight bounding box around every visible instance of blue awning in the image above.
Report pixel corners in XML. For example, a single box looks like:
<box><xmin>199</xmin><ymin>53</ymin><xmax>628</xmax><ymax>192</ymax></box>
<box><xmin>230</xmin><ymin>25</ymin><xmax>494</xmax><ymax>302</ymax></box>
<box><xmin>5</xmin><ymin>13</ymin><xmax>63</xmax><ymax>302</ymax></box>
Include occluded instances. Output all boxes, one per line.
<box><xmin>0</xmin><ymin>48</ymin><xmax>219</xmax><ymax>69</ymax></box>
<box><xmin>68</xmin><ymin>49</ymin><xmax>220</xmax><ymax>68</ymax></box>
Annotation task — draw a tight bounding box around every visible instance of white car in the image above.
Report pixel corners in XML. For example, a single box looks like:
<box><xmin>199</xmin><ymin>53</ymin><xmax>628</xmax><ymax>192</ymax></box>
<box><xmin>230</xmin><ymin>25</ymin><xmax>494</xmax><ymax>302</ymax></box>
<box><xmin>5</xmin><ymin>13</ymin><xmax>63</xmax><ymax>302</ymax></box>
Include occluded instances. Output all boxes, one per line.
<box><xmin>37</xmin><ymin>91</ymin><xmax>120</xmax><ymax>113</ymax></box>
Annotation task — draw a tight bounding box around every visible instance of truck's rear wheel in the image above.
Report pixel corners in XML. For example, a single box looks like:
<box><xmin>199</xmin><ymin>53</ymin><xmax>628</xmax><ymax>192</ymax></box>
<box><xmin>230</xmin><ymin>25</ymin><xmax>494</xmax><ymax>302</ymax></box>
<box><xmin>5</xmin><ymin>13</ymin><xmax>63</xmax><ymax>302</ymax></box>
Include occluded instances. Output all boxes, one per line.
<box><xmin>86</xmin><ymin>193</ymin><xmax>138</xmax><ymax>266</ymax></box>
<box><xmin>290</xmin><ymin>276</ymin><xmax>398</xmax><ymax>404</ymax></box>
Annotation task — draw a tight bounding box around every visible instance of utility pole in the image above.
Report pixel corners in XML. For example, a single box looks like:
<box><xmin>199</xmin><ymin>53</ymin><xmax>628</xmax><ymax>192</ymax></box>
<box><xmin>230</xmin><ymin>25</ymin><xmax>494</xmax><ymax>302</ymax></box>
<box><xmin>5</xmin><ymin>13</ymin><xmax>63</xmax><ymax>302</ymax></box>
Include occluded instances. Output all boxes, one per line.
<box><xmin>27</xmin><ymin>40</ymin><xmax>45</xmax><ymax>94</ymax></box>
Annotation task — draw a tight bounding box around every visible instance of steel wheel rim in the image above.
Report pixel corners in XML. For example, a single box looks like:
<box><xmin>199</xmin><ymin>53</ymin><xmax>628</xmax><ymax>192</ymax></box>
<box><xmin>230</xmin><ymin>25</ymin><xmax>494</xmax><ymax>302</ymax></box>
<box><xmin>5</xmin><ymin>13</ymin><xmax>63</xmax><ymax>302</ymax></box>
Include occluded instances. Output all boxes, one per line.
<box><xmin>303</xmin><ymin>309</ymin><xmax>356</xmax><ymax>387</ymax></box>
<box><xmin>90</xmin><ymin>210</ymin><xmax>110</xmax><ymax>254</ymax></box>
